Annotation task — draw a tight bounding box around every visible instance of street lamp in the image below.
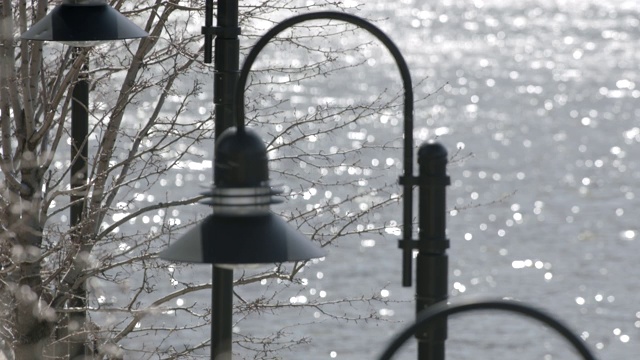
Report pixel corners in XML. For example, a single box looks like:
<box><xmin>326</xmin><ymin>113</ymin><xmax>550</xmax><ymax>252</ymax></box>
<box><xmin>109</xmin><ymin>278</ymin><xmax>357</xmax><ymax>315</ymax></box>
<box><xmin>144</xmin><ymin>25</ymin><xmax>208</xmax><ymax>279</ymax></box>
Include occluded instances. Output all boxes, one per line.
<box><xmin>21</xmin><ymin>2</ymin><xmax>148</xmax><ymax>357</ymax></box>
<box><xmin>161</xmin><ymin>10</ymin><xmax>451</xmax><ymax>360</ymax></box>
<box><xmin>159</xmin><ymin>124</ymin><xmax>326</xmax><ymax>266</ymax></box>
<box><xmin>22</xmin><ymin>0</ymin><xmax>148</xmax><ymax>223</ymax></box>
<box><xmin>21</xmin><ymin>0</ymin><xmax>149</xmax><ymax>236</ymax></box>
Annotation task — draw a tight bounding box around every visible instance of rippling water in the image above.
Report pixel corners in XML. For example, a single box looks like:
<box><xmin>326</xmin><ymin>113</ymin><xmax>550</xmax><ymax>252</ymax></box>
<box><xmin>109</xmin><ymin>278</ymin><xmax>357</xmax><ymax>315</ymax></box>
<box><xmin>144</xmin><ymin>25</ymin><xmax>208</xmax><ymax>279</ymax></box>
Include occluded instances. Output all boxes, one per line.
<box><xmin>92</xmin><ymin>0</ymin><xmax>640</xmax><ymax>358</ymax></box>
<box><xmin>246</xmin><ymin>0</ymin><xmax>640</xmax><ymax>358</ymax></box>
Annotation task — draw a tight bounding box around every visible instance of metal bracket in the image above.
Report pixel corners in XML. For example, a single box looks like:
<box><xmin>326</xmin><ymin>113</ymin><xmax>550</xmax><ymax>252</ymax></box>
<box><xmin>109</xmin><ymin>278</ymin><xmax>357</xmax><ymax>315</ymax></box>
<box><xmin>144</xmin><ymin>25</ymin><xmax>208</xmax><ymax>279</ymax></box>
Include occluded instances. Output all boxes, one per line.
<box><xmin>398</xmin><ymin>175</ymin><xmax>418</xmax><ymax>186</ymax></box>
<box><xmin>418</xmin><ymin>238</ymin><xmax>450</xmax><ymax>253</ymax></box>
<box><xmin>202</xmin><ymin>26</ymin><xmax>242</xmax><ymax>63</ymax></box>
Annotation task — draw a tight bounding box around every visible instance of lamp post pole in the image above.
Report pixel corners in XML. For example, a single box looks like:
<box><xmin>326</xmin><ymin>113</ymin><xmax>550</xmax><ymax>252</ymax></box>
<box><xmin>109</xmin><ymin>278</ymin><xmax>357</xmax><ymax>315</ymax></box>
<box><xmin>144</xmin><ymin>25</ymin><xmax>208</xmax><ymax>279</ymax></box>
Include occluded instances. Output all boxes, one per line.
<box><xmin>66</xmin><ymin>48</ymin><xmax>91</xmax><ymax>358</ymax></box>
<box><xmin>204</xmin><ymin>0</ymin><xmax>241</xmax><ymax>358</ymax></box>
<box><xmin>70</xmin><ymin>51</ymin><xmax>89</xmax><ymax>236</ymax></box>
<box><xmin>415</xmin><ymin>143</ymin><xmax>450</xmax><ymax>360</ymax></box>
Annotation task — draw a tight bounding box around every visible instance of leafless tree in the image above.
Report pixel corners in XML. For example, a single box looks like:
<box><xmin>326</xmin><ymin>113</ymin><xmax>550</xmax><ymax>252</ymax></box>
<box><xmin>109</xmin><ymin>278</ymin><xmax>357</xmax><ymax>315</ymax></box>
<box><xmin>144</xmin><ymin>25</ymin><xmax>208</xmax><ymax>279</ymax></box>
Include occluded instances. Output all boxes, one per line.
<box><xmin>0</xmin><ymin>0</ymin><xmax>435</xmax><ymax>359</ymax></box>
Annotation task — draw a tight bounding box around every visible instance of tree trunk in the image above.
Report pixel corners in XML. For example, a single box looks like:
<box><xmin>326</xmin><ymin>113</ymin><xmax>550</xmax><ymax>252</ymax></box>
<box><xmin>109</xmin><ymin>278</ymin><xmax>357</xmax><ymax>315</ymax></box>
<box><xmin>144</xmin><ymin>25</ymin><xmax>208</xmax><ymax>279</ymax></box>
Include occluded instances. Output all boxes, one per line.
<box><xmin>10</xmin><ymin>165</ymin><xmax>51</xmax><ymax>360</ymax></box>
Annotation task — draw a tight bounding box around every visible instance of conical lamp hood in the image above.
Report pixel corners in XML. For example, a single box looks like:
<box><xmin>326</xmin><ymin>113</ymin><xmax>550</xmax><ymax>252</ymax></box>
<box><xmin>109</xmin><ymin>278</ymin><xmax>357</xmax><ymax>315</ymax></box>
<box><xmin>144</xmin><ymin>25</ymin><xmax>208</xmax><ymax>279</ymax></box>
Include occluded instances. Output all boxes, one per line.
<box><xmin>21</xmin><ymin>1</ymin><xmax>148</xmax><ymax>43</ymax></box>
<box><xmin>160</xmin><ymin>214</ymin><xmax>325</xmax><ymax>265</ymax></box>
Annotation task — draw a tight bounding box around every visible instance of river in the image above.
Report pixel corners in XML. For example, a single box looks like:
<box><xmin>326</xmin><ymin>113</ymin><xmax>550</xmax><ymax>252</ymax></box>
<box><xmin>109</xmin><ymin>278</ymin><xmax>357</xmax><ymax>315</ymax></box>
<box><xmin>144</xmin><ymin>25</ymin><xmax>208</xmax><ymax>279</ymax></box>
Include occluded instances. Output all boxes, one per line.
<box><xmin>105</xmin><ymin>0</ymin><xmax>640</xmax><ymax>358</ymax></box>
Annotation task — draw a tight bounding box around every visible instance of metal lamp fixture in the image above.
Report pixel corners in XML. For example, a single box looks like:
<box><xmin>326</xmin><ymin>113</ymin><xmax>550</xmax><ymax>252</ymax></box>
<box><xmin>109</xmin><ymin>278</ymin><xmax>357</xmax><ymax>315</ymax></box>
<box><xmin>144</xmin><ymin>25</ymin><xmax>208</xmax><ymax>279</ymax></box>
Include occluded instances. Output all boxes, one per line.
<box><xmin>21</xmin><ymin>0</ymin><xmax>148</xmax><ymax>47</ymax></box>
<box><xmin>160</xmin><ymin>127</ymin><xmax>325</xmax><ymax>265</ymax></box>
<box><xmin>20</xmin><ymin>0</ymin><xmax>148</xmax><ymax>252</ymax></box>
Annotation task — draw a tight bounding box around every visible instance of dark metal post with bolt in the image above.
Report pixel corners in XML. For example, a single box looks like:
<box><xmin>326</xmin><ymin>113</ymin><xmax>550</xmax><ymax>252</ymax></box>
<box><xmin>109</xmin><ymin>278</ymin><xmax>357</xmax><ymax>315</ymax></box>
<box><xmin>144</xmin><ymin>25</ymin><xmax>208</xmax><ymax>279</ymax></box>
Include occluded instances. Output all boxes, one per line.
<box><xmin>416</xmin><ymin>143</ymin><xmax>450</xmax><ymax>360</ymax></box>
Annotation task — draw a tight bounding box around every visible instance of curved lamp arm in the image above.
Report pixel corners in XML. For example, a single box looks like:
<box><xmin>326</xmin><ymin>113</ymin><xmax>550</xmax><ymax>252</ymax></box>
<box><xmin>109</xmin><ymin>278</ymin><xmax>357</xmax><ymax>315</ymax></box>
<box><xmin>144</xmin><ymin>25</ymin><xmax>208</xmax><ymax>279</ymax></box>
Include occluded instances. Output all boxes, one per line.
<box><xmin>378</xmin><ymin>298</ymin><xmax>598</xmax><ymax>360</ymax></box>
<box><xmin>234</xmin><ymin>11</ymin><xmax>417</xmax><ymax>286</ymax></box>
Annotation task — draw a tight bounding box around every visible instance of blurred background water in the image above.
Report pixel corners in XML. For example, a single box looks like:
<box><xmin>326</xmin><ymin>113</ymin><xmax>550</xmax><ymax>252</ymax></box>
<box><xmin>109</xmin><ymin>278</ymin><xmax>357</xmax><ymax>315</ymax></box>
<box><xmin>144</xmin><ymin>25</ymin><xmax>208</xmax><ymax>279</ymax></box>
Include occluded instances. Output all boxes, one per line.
<box><xmin>89</xmin><ymin>0</ymin><xmax>640</xmax><ymax>358</ymax></box>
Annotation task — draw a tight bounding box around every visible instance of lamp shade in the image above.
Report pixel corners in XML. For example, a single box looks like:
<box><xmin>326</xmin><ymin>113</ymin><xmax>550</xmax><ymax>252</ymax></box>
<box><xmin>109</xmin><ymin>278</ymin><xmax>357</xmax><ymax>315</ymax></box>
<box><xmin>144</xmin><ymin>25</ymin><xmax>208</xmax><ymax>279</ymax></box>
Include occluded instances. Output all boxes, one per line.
<box><xmin>160</xmin><ymin>128</ymin><xmax>325</xmax><ymax>266</ymax></box>
<box><xmin>21</xmin><ymin>0</ymin><xmax>148</xmax><ymax>45</ymax></box>
<box><xmin>160</xmin><ymin>213</ymin><xmax>325</xmax><ymax>265</ymax></box>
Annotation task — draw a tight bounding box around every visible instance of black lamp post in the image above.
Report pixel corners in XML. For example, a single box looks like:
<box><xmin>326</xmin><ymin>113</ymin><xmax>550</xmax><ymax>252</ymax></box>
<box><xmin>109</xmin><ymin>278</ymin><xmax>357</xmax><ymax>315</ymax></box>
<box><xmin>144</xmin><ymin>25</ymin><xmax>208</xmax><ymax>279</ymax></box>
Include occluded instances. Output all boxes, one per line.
<box><xmin>204</xmin><ymin>0</ymin><xmax>242</xmax><ymax>357</ymax></box>
<box><xmin>21</xmin><ymin>0</ymin><xmax>148</xmax><ymax>257</ymax></box>
<box><xmin>21</xmin><ymin>1</ymin><xmax>147</xmax><ymax>357</ymax></box>
<box><xmin>161</xmin><ymin>10</ymin><xmax>451</xmax><ymax>360</ymax></box>
<box><xmin>21</xmin><ymin>0</ymin><xmax>148</xmax><ymax>236</ymax></box>
<box><xmin>22</xmin><ymin>0</ymin><xmax>148</xmax><ymax>218</ymax></box>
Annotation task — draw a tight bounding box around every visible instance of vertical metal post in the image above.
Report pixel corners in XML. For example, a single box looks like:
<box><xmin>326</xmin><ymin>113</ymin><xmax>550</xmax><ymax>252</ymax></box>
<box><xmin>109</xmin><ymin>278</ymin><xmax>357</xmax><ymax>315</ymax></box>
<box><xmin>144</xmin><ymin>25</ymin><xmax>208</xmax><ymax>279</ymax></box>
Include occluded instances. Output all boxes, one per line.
<box><xmin>213</xmin><ymin>0</ymin><xmax>240</xmax><ymax>139</ymax></box>
<box><xmin>211</xmin><ymin>269</ymin><xmax>233</xmax><ymax>360</ymax></box>
<box><xmin>415</xmin><ymin>142</ymin><xmax>450</xmax><ymax>360</ymax></box>
<box><xmin>205</xmin><ymin>0</ymin><xmax>241</xmax><ymax>358</ymax></box>
<box><xmin>67</xmin><ymin>48</ymin><xmax>90</xmax><ymax>358</ymax></box>
<box><xmin>70</xmin><ymin>50</ymin><xmax>89</xmax><ymax>233</ymax></box>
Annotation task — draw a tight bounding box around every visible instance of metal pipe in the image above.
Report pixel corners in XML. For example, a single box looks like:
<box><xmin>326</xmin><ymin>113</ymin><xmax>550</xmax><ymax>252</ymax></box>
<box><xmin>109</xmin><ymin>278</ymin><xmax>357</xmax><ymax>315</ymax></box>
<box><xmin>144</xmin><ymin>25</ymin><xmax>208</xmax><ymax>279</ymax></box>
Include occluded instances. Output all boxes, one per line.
<box><xmin>70</xmin><ymin>51</ymin><xmax>89</xmax><ymax>230</ymax></box>
<box><xmin>213</xmin><ymin>0</ymin><xmax>240</xmax><ymax>139</ymax></box>
<box><xmin>212</xmin><ymin>270</ymin><xmax>233</xmax><ymax>360</ymax></box>
<box><xmin>67</xmin><ymin>47</ymin><xmax>90</xmax><ymax>359</ymax></box>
